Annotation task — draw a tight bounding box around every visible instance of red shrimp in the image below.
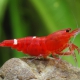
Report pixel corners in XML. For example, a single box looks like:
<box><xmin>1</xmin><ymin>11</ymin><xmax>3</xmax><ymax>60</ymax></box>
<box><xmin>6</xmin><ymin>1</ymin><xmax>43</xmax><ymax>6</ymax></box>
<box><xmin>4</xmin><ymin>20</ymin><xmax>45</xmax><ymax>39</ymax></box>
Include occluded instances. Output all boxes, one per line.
<box><xmin>0</xmin><ymin>28</ymin><xmax>80</xmax><ymax>58</ymax></box>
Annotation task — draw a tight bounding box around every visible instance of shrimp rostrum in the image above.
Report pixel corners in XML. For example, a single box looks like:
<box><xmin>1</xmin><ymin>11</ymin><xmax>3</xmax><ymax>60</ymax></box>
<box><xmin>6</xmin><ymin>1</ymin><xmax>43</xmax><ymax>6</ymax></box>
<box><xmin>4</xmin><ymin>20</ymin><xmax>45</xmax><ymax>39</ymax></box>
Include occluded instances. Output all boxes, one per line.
<box><xmin>0</xmin><ymin>28</ymin><xmax>80</xmax><ymax>59</ymax></box>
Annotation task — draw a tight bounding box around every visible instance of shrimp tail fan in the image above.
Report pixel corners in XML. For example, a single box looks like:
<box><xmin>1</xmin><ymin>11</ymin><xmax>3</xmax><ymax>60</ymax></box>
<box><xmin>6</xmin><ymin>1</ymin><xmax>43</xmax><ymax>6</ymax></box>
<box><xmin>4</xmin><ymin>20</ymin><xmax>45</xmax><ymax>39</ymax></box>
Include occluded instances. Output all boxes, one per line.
<box><xmin>0</xmin><ymin>40</ymin><xmax>14</xmax><ymax>47</ymax></box>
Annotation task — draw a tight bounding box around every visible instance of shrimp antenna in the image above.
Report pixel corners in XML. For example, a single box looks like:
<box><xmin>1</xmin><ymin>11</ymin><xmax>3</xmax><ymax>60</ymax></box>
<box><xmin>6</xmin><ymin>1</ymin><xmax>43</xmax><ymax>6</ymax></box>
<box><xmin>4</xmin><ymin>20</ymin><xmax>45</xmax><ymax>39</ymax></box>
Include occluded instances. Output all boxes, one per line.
<box><xmin>71</xmin><ymin>0</ymin><xmax>79</xmax><ymax>28</ymax></box>
<box><xmin>72</xmin><ymin>11</ymin><xmax>79</xmax><ymax>28</ymax></box>
<box><xmin>70</xmin><ymin>1</ymin><xmax>79</xmax><ymax>43</ymax></box>
<box><xmin>69</xmin><ymin>0</ymin><xmax>79</xmax><ymax>43</ymax></box>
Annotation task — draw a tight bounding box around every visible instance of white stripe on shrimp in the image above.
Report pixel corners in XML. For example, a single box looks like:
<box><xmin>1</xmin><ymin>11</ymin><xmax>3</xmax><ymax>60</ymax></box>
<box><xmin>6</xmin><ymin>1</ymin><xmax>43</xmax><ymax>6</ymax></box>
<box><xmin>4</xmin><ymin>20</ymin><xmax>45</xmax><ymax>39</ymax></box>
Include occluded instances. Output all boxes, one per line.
<box><xmin>33</xmin><ymin>36</ymin><xmax>36</xmax><ymax>38</ymax></box>
<box><xmin>13</xmin><ymin>39</ymin><xmax>18</xmax><ymax>45</ymax></box>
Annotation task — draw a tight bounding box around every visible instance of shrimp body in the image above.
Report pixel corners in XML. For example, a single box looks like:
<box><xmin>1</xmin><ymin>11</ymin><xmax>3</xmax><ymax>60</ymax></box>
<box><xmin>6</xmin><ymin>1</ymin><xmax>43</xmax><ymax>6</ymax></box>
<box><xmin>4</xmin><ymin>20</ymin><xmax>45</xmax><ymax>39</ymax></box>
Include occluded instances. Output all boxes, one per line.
<box><xmin>0</xmin><ymin>28</ymin><xmax>80</xmax><ymax>58</ymax></box>
<box><xmin>0</xmin><ymin>37</ymin><xmax>48</xmax><ymax>57</ymax></box>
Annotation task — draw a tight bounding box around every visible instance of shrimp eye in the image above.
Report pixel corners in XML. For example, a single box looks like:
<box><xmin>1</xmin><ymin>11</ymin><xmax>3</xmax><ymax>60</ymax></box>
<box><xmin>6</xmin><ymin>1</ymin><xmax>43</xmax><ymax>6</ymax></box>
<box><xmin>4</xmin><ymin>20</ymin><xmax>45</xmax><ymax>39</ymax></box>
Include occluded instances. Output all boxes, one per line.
<box><xmin>66</xmin><ymin>29</ymin><xmax>69</xmax><ymax>32</ymax></box>
<box><xmin>66</xmin><ymin>28</ymin><xmax>71</xmax><ymax>32</ymax></box>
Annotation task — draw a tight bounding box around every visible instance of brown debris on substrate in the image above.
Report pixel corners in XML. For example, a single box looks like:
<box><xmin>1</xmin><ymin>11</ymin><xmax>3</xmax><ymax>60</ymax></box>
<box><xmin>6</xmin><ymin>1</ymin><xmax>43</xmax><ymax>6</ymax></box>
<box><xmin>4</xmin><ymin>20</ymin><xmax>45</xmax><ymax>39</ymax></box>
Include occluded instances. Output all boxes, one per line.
<box><xmin>0</xmin><ymin>57</ymin><xmax>80</xmax><ymax>80</ymax></box>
